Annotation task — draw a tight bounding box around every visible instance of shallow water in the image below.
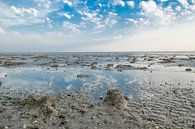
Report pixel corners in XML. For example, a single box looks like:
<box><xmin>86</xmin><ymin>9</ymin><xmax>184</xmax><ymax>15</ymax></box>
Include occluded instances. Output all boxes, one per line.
<box><xmin>0</xmin><ymin>67</ymin><xmax>195</xmax><ymax>100</ymax></box>
<box><xmin>0</xmin><ymin>52</ymin><xmax>195</xmax><ymax>100</ymax></box>
<box><xmin>0</xmin><ymin>67</ymin><xmax>138</xmax><ymax>99</ymax></box>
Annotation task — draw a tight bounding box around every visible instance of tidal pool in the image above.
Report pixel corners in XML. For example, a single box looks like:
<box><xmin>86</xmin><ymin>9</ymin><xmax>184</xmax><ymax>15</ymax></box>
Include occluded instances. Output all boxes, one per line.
<box><xmin>0</xmin><ymin>66</ymin><xmax>195</xmax><ymax>100</ymax></box>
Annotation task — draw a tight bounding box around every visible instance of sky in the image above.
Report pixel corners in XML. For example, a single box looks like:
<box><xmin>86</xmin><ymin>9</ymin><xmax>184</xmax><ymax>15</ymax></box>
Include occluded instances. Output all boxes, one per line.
<box><xmin>0</xmin><ymin>0</ymin><xmax>195</xmax><ymax>52</ymax></box>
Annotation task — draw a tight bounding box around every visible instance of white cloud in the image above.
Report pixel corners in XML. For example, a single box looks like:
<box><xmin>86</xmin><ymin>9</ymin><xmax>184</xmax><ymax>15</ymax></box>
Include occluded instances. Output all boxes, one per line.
<box><xmin>140</xmin><ymin>0</ymin><xmax>176</xmax><ymax>26</ymax></box>
<box><xmin>92</xmin><ymin>20</ymin><xmax>195</xmax><ymax>52</ymax></box>
<box><xmin>79</xmin><ymin>10</ymin><xmax>105</xmax><ymax>30</ymax></box>
<box><xmin>0</xmin><ymin>0</ymin><xmax>195</xmax><ymax>52</ymax></box>
<box><xmin>0</xmin><ymin>27</ymin><xmax>5</xmax><ymax>34</ymax></box>
<box><xmin>0</xmin><ymin>2</ymin><xmax>49</xmax><ymax>28</ymax></box>
<box><xmin>62</xmin><ymin>21</ymin><xmax>80</xmax><ymax>32</ymax></box>
<box><xmin>127</xmin><ymin>1</ymin><xmax>135</xmax><ymax>8</ymax></box>
<box><xmin>83</xmin><ymin>11</ymin><xmax>97</xmax><ymax>19</ymax></box>
<box><xmin>33</xmin><ymin>0</ymin><xmax>51</xmax><ymax>8</ymax></box>
<box><xmin>190</xmin><ymin>5</ymin><xmax>195</xmax><ymax>11</ymax></box>
<box><xmin>113</xmin><ymin>0</ymin><xmax>125</xmax><ymax>7</ymax></box>
<box><xmin>11</xmin><ymin>6</ymin><xmax>39</xmax><ymax>17</ymax></box>
<box><xmin>0</xmin><ymin>31</ymin><xmax>99</xmax><ymax>52</ymax></box>
<box><xmin>141</xmin><ymin>1</ymin><xmax>157</xmax><ymax>12</ymax></box>
<box><xmin>103</xmin><ymin>12</ymin><xmax>118</xmax><ymax>27</ymax></box>
<box><xmin>113</xmin><ymin>35</ymin><xmax>122</xmax><ymax>40</ymax></box>
<box><xmin>45</xmin><ymin>17</ymin><xmax>52</xmax><ymax>28</ymax></box>
<box><xmin>178</xmin><ymin>0</ymin><xmax>189</xmax><ymax>6</ymax></box>
<box><xmin>104</xmin><ymin>18</ymin><xmax>117</xmax><ymax>27</ymax></box>
<box><xmin>160</xmin><ymin>0</ymin><xmax>169</xmax><ymax>2</ymax></box>
<box><xmin>126</xmin><ymin>18</ymin><xmax>138</xmax><ymax>24</ymax></box>
<box><xmin>98</xmin><ymin>3</ymin><xmax>103</xmax><ymax>8</ymax></box>
<box><xmin>0</xmin><ymin>20</ymin><xmax>195</xmax><ymax>52</ymax></box>
<box><xmin>176</xmin><ymin>6</ymin><xmax>182</xmax><ymax>11</ymax></box>
<box><xmin>80</xmin><ymin>11</ymin><xmax>118</xmax><ymax>32</ymax></box>
<box><xmin>63</xmin><ymin>13</ymin><xmax>72</xmax><ymax>19</ymax></box>
<box><xmin>63</xmin><ymin>0</ymin><xmax>73</xmax><ymax>6</ymax></box>
<box><xmin>175</xmin><ymin>0</ymin><xmax>195</xmax><ymax>14</ymax></box>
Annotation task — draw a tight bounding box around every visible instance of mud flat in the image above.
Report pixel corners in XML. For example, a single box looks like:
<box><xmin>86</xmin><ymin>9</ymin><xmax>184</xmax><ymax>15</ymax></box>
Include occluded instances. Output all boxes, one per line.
<box><xmin>0</xmin><ymin>84</ymin><xmax>195</xmax><ymax>129</ymax></box>
<box><xmin>0</xmin><ymin>52</ymin><xmax>195</xmax><ymax>129</ymax></box>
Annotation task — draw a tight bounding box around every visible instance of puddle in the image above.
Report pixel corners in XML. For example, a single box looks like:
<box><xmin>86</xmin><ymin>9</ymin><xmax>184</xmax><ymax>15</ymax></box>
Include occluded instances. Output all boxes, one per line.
<box><xmin>0</xmin><ymin>66</ymin><xmax>195</xmax><ymax>100</ymax></box>
<box><xmin>0</xmin><ymin>52</ymin><xmax>195</xmax><ymax>100</ymax></box>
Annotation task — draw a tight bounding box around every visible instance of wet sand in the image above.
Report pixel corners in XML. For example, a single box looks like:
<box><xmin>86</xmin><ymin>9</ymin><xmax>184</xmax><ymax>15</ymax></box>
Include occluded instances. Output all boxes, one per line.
<box><xmin>0</xmin><ymin>52</ymin><xmax>195</xmax><ymax>129</ymax></box>
<box><xmin>0</xmin><ymin>85</ymin><xmax>194</xmax><ymax>129</ymax></box>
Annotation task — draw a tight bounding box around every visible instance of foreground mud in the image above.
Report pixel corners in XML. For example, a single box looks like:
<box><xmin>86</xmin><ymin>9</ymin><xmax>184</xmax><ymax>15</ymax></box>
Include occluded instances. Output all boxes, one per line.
<box><xmin>0</xmin><ymin>85</ymin><xmax>195</xmax><ymax>129</ymax></box>
<box><xmin>0</xmin><ymin>52</ymin><xmax>195</xmax><ymax>129</ymax></box>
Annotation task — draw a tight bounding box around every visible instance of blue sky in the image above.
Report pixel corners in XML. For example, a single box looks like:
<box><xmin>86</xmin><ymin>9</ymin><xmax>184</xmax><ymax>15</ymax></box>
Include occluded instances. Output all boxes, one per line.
<box><xmin>0</xmin><ymin>0</ymin><xmax>195</xmax><ymax>52</ymax></box>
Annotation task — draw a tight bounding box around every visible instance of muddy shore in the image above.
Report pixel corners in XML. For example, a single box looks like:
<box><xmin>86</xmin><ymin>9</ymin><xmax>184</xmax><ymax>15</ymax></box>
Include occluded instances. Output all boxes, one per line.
<box><xmin>0</xmin><ymin>84</ymin><xmax>195</xmax><ymax>129</ymax></box>
<box><xmin>0</xmin><ymin>52</ymin><xmax>195</xmax><ymax>129</ymax></box>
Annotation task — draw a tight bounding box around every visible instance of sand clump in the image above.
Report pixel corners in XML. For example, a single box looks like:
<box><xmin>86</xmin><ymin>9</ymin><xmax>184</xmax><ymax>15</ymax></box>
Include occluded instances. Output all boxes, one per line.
<box><xmin>0</xmin><ymin>87</ymin><xmax>195</xmax><ymax>129</ymax></box>
<box><xmin>115</xmin><ymin>64</ymin><xmax>132</xmax><ymax>71</ymax></box>
<box><xmin>103</xmin><ymin>89</ymin><xmax>126</xmax><ymax>109</ymax></box>
<box><xmin>91</xmin><ymin>62</ymin><xmax>97</xmax><ymax>69</ymax></box>
<box><xmin>0</xmin><ymin>105</ymin><xmax>5</xmax><ymax>113</ymax></box>
<box><xmin>186</xmin><ymin>68</ymin><xmax>192</xmax><ymax>72</ymax></box>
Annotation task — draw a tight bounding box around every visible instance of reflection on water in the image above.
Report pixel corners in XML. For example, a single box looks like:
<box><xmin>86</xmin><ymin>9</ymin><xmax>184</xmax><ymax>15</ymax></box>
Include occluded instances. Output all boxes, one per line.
<box><xmin>0</xmin><ymin>67</ymin><xmax>141</xmax><ymax>99</ymax></box>
<box><xmin>1</xmin><ymin>52</ymin><xmax>195</xmax><ymax>100</ymax></box>
<box><xmin>0</xmin><ymin>66</ymin><xmax>195</xmax><ymax>100</ymax></box>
